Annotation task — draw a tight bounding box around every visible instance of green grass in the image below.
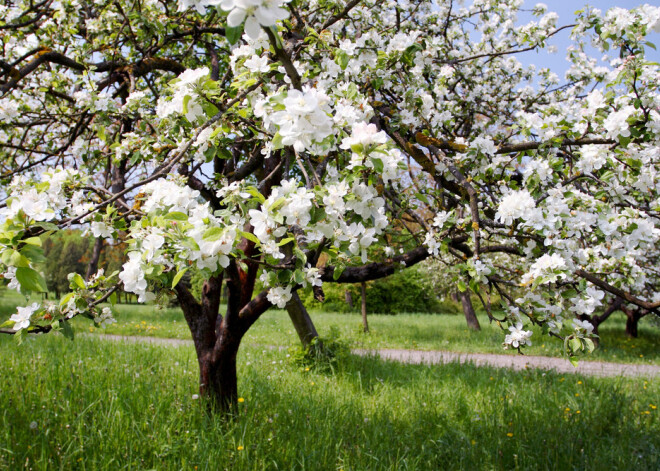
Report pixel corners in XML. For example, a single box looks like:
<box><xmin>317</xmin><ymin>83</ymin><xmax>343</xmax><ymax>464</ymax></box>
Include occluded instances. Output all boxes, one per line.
<box><xmin>0</xmin><ymin>335</ymin><xmax>658</xmax><ymax>470</ymax></box>
<box><xmin>1</xmin><ymin>290</ymin><xmax>659</xmax><ymax>365</ymax></box>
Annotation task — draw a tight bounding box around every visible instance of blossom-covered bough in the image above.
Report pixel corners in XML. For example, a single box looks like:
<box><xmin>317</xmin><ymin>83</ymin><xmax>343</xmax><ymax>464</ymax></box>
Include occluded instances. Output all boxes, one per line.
<box><xmin>1</xmin><ymin>0</ymin><xmax>659</xmax><ymax>408</ymax></box>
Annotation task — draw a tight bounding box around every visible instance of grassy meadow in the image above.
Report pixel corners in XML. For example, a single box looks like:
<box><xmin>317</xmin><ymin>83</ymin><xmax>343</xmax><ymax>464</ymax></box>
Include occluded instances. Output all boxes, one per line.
<box><xmin>1</xmin><ymin>334</ymin><xmax>658</xmax><ymax>470</ymax></box>
<box><xmin>1</xmin><ymin>289</ymin><xmax>659</xmax><ymax>365</ymax></box>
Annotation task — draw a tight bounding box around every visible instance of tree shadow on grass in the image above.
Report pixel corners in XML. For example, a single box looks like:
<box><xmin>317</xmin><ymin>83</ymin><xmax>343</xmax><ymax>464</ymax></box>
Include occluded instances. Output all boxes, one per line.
<box><xmin>243</xmin><ymin>352</ymin><xmax>660</xmax><ymax>470</ymax></box>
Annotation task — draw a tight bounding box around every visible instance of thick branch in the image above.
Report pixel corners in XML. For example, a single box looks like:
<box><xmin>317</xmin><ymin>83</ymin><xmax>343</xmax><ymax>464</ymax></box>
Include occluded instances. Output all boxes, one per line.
<box><xmin>575</xmin><ymin>269</ymin><xmax>660</xmax><ymax>311</ymax></box>
<box><xmin>321</xmin><ymin>246</ymin><xmax>430</xmax><ymax>283</ymax></box>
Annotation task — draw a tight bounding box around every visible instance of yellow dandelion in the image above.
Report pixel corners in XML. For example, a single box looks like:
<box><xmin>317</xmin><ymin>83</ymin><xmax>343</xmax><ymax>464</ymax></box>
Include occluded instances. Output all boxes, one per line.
<box><xmin>237</xmin><ymin>445</ymin><xmax>244</xmax><ymax>451</ymax></box>
<box><xmin>575</xmin><ymin>393</ymin><xmax>579</xmax><ymax>397</ymax></box>
<box><xmin>237</xmin><ymin>397</ymin><xmax>245</xmax><ymax>403</ymax></box>
<box><xmin>471</xmin><ymin>440</ymin><xmax>476</xmax><ymax>446</ymax></box>
<box><xmin>565</xmin><ymin>407</ymin><xmax>571</xmax><ymax>412</ymax></box>
<box><xmin>642</xmin><ymin>411</ymin><xmax>650</xmax><ymax>415</ymax></box>
<box><xmin>506</xmin><ymin>433</ymin><xmax>513</xmax><ymax>437</ymax></box>
<box><xmin>650</xmin><ymin>404</ymin><xmax>657</xmax><ymax>410</ymax></box>
<box><xmin>576</xmin><ymin>411</ymin><xmax>581</xmax><ymax>414</ymax></box>
<box><xmin>577</xmin><ymin>381</ymin><xmax>582</xmax><ymax>385</ymax></box>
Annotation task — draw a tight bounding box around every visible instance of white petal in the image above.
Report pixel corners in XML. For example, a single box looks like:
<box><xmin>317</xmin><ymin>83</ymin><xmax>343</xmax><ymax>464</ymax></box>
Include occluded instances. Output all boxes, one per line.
<box><xmin>244</xmin><ymin>15</ymin><xmax>262</xmax><ymax>39</ymax></box>
<box><xmin>227</xmin><ymin>8</ymin><xmax>247</xmax><ymax>27</ymax></box>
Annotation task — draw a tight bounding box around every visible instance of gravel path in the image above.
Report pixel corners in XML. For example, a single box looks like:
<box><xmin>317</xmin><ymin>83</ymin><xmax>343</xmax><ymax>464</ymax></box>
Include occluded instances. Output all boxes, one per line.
<box><xmin>93</xmin><ymin>334</ymin><xmax>660</xmax><ymax>378</ymax></box>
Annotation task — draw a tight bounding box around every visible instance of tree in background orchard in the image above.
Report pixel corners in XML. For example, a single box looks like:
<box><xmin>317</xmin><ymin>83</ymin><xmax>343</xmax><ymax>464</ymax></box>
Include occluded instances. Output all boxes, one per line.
<box><xmin>1</xmin><ymin>0</ymin><xmax>660</xmax><ymax>410</ymax></box>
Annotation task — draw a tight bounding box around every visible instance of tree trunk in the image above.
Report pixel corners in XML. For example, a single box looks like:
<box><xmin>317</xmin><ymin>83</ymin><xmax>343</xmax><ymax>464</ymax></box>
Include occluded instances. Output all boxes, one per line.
<box><xmin>345</xmin><ymin>290</ymin><xmax>353</xmax><ymax>308</ymax></box>
<box><xmin>625</xmin><ymin>316</ymin><xmax>638</xmax><ymax>338</ymax></box>
<box><xmin>85</xmin><ymin>238</ymin><xmax>104</xmax><ymax>280</ymax></box>
<box><xmin>625</xmin><ymin>311</ymin><xmax>640</xmax><ymax>338</ymax></box>
<box><xmin>621</xmin><ymin>304</ymin><xmax>642</xmax><ymax>338</ymax></box>
<box><xmin>460</xmin><ymin>290</ymin><xmax>481</xmax><ymax>331</ymax></box>
<box><xmin>175</xmin><ymin>256</ymin><xmax>274</xmax><ymax>413</ymax></box>
<box><xmin>286</xmin><ymin>291</ymin><xmax>319</xmax><ymax>348</ymax></box>
<box><xmin>361</xmin><ymin>282</ymin><xmax>369</xmax><ymax>333</ymax></box>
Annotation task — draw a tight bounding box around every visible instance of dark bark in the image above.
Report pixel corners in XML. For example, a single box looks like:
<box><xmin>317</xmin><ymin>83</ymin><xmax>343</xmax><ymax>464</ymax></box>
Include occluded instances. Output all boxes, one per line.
<box><xmin>620</xmin><ymin>304</ymin><xmax>645</xmax><ymax>338</ymax></box>
<box><xmin>345</xmin><ymin>290</ymin><xmax>354</xmax><ymax>307</ymax></box>
<box><xmin>361</xmin><ymin>282</ymin><xmax>369</xmax><ymax>333</ymax></box>
<box><xmin>625</xmin><ymin>314</ymin><xmax>639</xmax><ymax>338</ymax></box>
<box><xmin>85</xmin><ymin>237</ymin><xmax>104</xmax><ymax>280</ymax></box>
<box><xmin>175</xmin><ymin>259</ymin><xmax>275</xmax><ymax>411</ymax></box>
<box><xmin>321</xmin><ymin>246</ymin><xmax>430</xmax><ymax>283</ymax></box>
<box><xmin>286</xmin><ymin>291</ymin><xmax>319</xmax><ymax>347</ymax></box>
<box><xmin>460</xmin><ymin>290</ymin><xmax>480</xmax><ymax>331</ymax></box>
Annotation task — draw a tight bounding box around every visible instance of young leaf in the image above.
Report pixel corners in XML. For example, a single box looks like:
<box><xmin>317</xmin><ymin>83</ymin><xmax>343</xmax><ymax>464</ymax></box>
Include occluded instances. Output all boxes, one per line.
<box><xmin>16</xmin><ymin>267</ymin><xmax>48</xmax><ymax>292</ymax></box>
<box><xmin>172</xmin><ymin>268</ymin><xmax>188</xmax><ymax>288</ymax></box>
<box><xmin>60</xmin><ymin>319</ymin><xmax>75</xmax><ymax>340</ymax></box>
<box><xmin>71</xmin><ymin>273</ymin><xmax>86</xmax><ymax>289</ymax></box>
<box><xmin>226</xmin><ymin>25</ymin><xmax>243</xmax><ymax>45</ymax></box>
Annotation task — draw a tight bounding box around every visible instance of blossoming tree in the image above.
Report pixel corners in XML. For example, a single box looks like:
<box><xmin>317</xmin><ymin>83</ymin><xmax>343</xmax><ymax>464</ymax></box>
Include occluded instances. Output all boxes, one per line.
<box><xmin>1</xmin><ymin>0</ymin><xmax>659</xmax><ymax>408</ymax></box>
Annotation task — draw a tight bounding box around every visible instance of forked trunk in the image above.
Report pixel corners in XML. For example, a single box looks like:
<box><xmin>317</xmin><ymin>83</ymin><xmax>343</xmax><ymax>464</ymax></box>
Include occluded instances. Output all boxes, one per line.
<box><xmin>176</xmin><ymin>261</ymin><xmax>272</xmax><ymax>413</ymax></box>
<box><xmin>460</xmin><ymin>290</ymin><xmax>481</xmax><ymax>331</ymax></box>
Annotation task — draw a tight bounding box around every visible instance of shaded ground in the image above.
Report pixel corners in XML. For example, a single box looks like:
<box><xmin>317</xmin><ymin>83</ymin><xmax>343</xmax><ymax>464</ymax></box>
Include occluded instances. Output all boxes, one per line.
<box><xmin>95</xmin><ymin>334</ymin><xmax>660</xmax><ymax>378</ymax></box>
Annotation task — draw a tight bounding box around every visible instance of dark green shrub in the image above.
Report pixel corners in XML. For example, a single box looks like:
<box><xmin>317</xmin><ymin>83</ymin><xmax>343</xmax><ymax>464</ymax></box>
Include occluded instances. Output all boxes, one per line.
<box><xmin>301</xmin><ymin>265</ymin><xmax>446</xmax><ymax>314</ymax></box>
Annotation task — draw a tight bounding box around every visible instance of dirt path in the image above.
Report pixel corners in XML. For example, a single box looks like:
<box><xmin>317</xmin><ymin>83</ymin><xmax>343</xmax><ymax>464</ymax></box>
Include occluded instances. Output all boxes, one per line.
<box><xmin>92</xmin><ymin>334</ymin><xmax>660</xmax><ymax>378</ymax></box>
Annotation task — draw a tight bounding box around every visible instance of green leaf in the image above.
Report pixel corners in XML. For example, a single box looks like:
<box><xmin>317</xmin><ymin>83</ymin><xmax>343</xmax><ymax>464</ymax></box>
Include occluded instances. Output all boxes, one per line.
<box><xmin>16</xmin><ymin>267</ymin><xmax>48</xmax><ymax>292</ymax></box>
<box><xmin>371</xmin><ymin>157</ymin><xmax>384</xmax><ymax>173</ymax></box>
<box><xmin>568</xmin><ymin>337</ymin><xmax>582</xmax><ymax>353</ymax></box>
<box><xmin>226</xmin><ymin>25</ymin><xmax>243</xmax><ymax>45</ymax></box>
<box><xmin>109</xmin><ymin>291</ymin><xmax>117</xmax><ymax>306</ymax></box>
<box><xmin>22</xmin><ymin>236</ymin><xmax>42</xmax><ymax>246</ymax></box>
<box><xmin>217</xmin><ymin>148</ymin><xmax>233</xmax><ymax>160</ymax></box>
<box><xmin>172</xmin><ymin>268</ymin><xmax>188</xmax><ymax>289</ymax></box>
<box><xmin>240</xmin><ymin>231</ymin><xmax>260</xmax><ymax>245</ymax></box>
<box><xmin>277</xmin><ymin>237</ymin><xmax>295</xmax><ymax>246</ymax></box>
<box><xmin>336</xmin><ymin>51</ymin><xmax>350</xmax><ymax>70</ymax></box>
<box><xmin>60</xmin><ymin>292</ymin><xmax>74</xmax><ymax>307</ymax></box>
<box><xmin>583</xmin><ymin>338</ymin><xmax>595</xmax><ymax>353</ymax></box>
<box><xmin>164</xmin><ymin>211</ymin><xmax>189</xmax><ymax>221</ymax></box>
<box><xmin>70</xmin><ymin>273</ymin><xmax>86</xmax><ymax>289</ymax></box>
<box><xmin>568</xmin><ymin>356</ymin><xmax>579</xmax><ymax>367</ymax></box>
<box><xmin>182</xmin><ymin>94</ymin><xmax>191</xmax><ymax>115</ymax></box>
<box><xmin>332</xmin><ymin>265</ymin><xmax>345</xmax><ymax>281</ymax></box>
<box><xmin>20</xmin><ymin>245</ymin><xmax>45</xmax><ymax>264</ymax></box>
<box><xmin>33</xmin><ymin>221</ymin><xmax>59</xmax><ymax>231</ymax></box>
<box><xmin>202</xmin><ymin>227</ymin><xmax>224</xmax><ymax>241</ymax></box>
<box><xmin>60</xmin><ymin>319</ymin><xmax>74</xmax><ymax>340</ymax></box>
<box><xmin>10</xmin><ymin>250</ymin><xmax>31</xmax><ymax>268</ymax></box>
<box><xmin>271</xmin><ymin>132</ymin><xmax>284</xmax><ymax>150</ymax></box>
<box><xmin>415</xmin><ymin>192</ymin><xmax>429</xmax><ymax>204</ymax></box>
<box><xmin>457</xmin><ymin>280</ymin><xmax>468</xmax><ymax>292</ymax></box>
<box><xmin>246</xmin><ymin>186</ymin><xmax>266</xmax><ymax>203</ymax></box>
